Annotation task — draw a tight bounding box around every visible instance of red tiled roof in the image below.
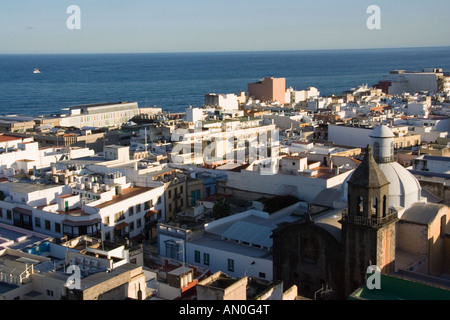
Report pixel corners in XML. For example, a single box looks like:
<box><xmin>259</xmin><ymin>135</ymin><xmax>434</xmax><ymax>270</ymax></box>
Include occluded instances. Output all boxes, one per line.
<box><xmin>0</xmin><ymin>135</ymin><xmax>21</xmax><ymax>143</ymax></box>
<box><xmin>95</xmin><ymin>187</ymin><xmax>155</xmax><ymax>209</ymax></box>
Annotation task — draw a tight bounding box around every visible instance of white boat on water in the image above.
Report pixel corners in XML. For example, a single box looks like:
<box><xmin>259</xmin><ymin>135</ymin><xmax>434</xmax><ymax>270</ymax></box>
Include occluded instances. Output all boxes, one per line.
<box><xmin>33</xmin><ymin>68</ymin><xmax>41</xmax><ymax>74</ymax></box>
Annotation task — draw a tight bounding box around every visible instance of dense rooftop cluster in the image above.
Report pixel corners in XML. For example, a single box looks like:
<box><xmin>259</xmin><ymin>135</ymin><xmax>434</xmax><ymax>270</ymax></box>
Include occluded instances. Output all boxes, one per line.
<box><xmin>0</xmin><ymin>68</ymin><xmax>449</xmax><ymax>300</ymax></box>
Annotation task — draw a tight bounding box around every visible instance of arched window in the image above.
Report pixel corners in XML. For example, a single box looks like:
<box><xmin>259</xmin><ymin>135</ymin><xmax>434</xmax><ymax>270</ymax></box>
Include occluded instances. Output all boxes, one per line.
<box><xmin>372</xmin><ymin>197</ymin><xmax>378</xmax><ymax>217</ymax></box>
<box><xmin>358</xmin><ymin>196</ymin><xmax>364</xmax><ymax>215</ymax></box>
<box><xmin>373</xmin><ymin>142</ymin><xmax>380</xmax><ymax>160</ymax></box>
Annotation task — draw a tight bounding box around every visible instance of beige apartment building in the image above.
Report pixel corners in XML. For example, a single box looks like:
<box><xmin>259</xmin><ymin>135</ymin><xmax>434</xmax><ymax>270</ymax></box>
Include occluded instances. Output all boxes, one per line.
<box><xmin>248</xmin><ymin>77</ymin><xmax>286</xmax><ymax>104</ymax></box>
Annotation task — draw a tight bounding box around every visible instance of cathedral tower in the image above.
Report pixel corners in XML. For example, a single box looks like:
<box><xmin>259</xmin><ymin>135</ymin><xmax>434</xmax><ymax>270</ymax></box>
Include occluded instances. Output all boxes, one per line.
<box><xmin>341</xmin><ymin>145</ymin><xmax>398</xmax><ymax>296</ymax></box>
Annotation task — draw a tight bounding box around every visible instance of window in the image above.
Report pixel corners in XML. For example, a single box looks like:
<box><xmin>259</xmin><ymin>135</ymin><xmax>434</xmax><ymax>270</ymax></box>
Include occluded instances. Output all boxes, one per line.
<box><xmin>194</xmin><ymin>250</ymin><xmax>200</xmax><ymax>263</ymax></box>
<box><xmin>372</xmin><ymin>197</ymin><xmax>378</xmax><ymax>217</ymax></box>
<box><xmin>144</xmin><ymin>200</ymin><xmax>153</xmax><ymax>210</ymax></box>
<box><xmin>358</xmin><ymin>196</ymin><xmax>364</xmax><ymax>215</ymax></box>
<box><xmin>165</xmin><ymin>240</ymin><xmax>179</xmax><ymax>260</ymax></box>
<box><xmin>191</xmin><ymin>191</ymin><xmax>196</xmax><ymax>206</ymax></box>
<box><xmin>55</xmin><ymin>223</ymin><xmax>61</xmax><ymax>234</ymax></box>
<box><xmin>301</xmin><ymin>237</ymin><xmax>318</xmax><ymax>263</ymax></box>
<box><xmin>227</xmin><ymin>258</ymin><xmax>234</xmax><ymax>272</ymax></box>
<box><xmin>0</xmin><ymin>209</ymin><xmax>2</xmax><ymax>218</ymax></box>
<box><xmin>129</xmin><ymin>206</ymin><xmax>135</xmax><ymax>216</ymax></box>
<box><xmin>441</xmin><ymin>215</ymin><xmax>447</xmax><ymax>238</ymax></box>
<box><xmin>104</xmin><ymin>216</ymin><xmax>110</xmax><ymax>225</ymax></box>
<box><xmin>137</xmin><ymin>218</ymin><xmax>142</xmax><ymax>229</ymax></box>
<box><xmin>6</xmin><ymin>210</ymin><xmax>12</xmax><ymax>220</ymax></box>
<box><xmin>46</xmin><ymin>290</ymin><xmax>54</xmax><ymax>297</ymax></box>
<box><xmin>203</xmin><ymin>253</ymin><xmax>210</xmax><ymax>266</ymax></box>
<box><xmin>168</xmin><ymin>190</ymin><xmax>172</xmax><ymax>199</ymax></box>
<box><xmin>373</xmin><ymin>142</ymin><xmax>380</xmax><ymax>160</ymax></box>
<box><xmin>135</xmin><ymin>204</ymin><xmax>140</xmax><ymax>213</ymax></box>
<box><xmin>114</xmin><ymin>211</ymin><xmax>125</xmax><ymax>222</ymax></box>
<box><xmin>259</xmin><ymin>272</ymin><xmax>266</xmax><ymax>279</ymax></box>
<box><xmin>45</xmin><ymin>220</ymin><xmax>51</xmax><ymax>230</ymax></box>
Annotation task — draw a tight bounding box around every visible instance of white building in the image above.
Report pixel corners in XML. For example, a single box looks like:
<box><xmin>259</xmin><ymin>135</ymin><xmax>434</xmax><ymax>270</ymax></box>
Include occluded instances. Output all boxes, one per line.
<box><xmin>158</xmin><ymin>202</ymin><xmax>306</xmax><ymax>281</ymax></box>
<box><xmin>0</xmin><ymin>144</ymin><xmax>166</xmax><ymax>242</ymax></box>
<box><xmin>219</xmin><ymin>158</ymin><xmax>352</xmax><ymax>203</ymax></box>
<box><xmin>306</xmin><ymin>97</ymin><xmax>332</xmax><ymax>112</ymax></box>
<box><xmin>281</xmin><ymin>156</ymin><xmax>309</xmax><ymax>174</ymax></box>
<box><xmin>383</xmin><ymin>68</ymin><xmax>448</xmax><ymax>95</ymax></box>
<box><xmin>0</xmin><ymin>240</ymin><xmax>146</xmax><ymax>300</ymax></box>
<box><xmin>0</xmin><ymin>134</ymin><xmax>27</xmax><ymax>149</ymax></box>
<box><xmin>412</xmin><ymin>155</ymin><xmax>450</xmax><ymax>175</ymax></box>
<box><xmin>59</xmin><ymin>101</ymin><xmax>140</xmax><ymax>129</ymax></box>
<box><xmin>405</xmin><ymin>116</ymin><xmax>450</xmax><ymax>133</ymax></box>
<box><xmin>169</xmin><ymin>119</ymin><xmax>278</xmax><ymax>166</ymax></box>
<box><xmin>262</xmin><ymin>112</ymin><xmax>311</xmax><ymax>131</ymax></box>
<box><xmin>186</xmin><ymin>107</ymin><xmax>204</xmax><ymax>123</ymax></box>
<box><xmin>285</xmin><ymin>87</ymin><xmax>320</xmax><ymax>105</ymax></box>
<box><xmin>326</xmin><ymin>125</ymin><xmax>373</xmax><ymax>148</ymax></box>
<box><xmin>0</xmin><ymin>173</ymin><xmax>164</xmax><ymax>242</ymax></box>
<box><xmin>407</xmin><ymin>126</ymin><xmax>448</xmax><ymax>143</ymax></box>
<box><xmin>204</xmin><ymin>93</ymin><xmax>239</xmax><ymax>111</ymax></box>
<box><xmin>0</xmin><ymin>138</ymin><xmax>94</xmax><ymax>179</ymax></box>
<box><xmin>405</xmin><ymin>101</ymin><xmax>430</xmax><ymax>117</ymax></box>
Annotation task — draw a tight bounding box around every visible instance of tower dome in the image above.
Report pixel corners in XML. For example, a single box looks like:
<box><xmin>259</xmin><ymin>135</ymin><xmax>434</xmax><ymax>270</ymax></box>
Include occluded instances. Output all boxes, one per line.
<box><xmin>369</xmin><ymin>125</ymin><xmax>395</xmax><ymax>164</ymax></box>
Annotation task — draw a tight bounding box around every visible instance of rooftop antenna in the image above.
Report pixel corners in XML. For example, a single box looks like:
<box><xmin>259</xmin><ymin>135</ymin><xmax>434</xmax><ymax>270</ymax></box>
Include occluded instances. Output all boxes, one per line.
<box><xmin>101</xmin><ymin>230</ymin><xmax>105</xmax><ymax>252</ymax></box>
<box><xmin>144</xmin><ymin>126</ymin><xmax>148</xmax><ymax>154</ymax></box>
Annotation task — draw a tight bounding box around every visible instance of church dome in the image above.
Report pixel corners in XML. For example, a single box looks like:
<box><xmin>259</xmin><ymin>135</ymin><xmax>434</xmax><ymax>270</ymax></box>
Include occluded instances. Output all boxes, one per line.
<box><xmin>377</xmin><ymin>162</ymin><xmax>422</xmax><ymax>209</ymax></box>
<box><xmin>342</xmin><ymin>125</ymin><xmax>422</xmax><ymax>210</ymax></box>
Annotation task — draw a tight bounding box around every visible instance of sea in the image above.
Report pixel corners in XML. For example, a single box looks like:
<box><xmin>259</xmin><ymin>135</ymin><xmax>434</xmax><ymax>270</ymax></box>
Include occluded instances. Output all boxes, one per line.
<box><xmin>0</xmin><ymin>46</ymin><xmax>450</xmax><ymax>117</ymax></box>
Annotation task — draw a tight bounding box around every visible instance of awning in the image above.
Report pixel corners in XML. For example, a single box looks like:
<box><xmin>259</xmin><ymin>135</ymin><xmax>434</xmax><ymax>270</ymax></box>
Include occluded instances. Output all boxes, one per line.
<box><xmin>114</xmin><ymin>222</ymin><xmax>129</xmax><ymax>231</ymax></box>
<box><xmin>13</xmin><ymin>207</ymin><xmax>33</xmax><ymax>215</ymax></box>
<box><xmin>145</xmin><ymin>210</ymin><xmax>159</xmax><ymax>218</ymax></box>
<box><xmin>62</xmin><ymin>218</ymin><xmax>101</xmax><ymax>227</ymax></box>
<box><xmin>131</xmin><ymin>233</ymin><xmax>145</xmax><ymax>243</ymax></box>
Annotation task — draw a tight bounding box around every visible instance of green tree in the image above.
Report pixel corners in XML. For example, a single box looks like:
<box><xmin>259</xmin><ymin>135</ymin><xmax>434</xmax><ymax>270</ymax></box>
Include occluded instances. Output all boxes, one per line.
<box><xmin>213</xmin><ymin>197</ymin><xmax>231</xmax><ymax>219</ymax></box>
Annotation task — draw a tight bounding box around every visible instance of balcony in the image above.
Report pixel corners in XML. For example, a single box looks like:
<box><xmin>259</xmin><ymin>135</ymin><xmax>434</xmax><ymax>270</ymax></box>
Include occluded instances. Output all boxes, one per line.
<box><xmin>341</xmin><ymin>210</ymin><xmax>398</xmax><ymax>228</ymax></box>
<box><xmin>377</xmin><ymin>155</ymin><xmax>395</xmax><ymax>163</ymax></box>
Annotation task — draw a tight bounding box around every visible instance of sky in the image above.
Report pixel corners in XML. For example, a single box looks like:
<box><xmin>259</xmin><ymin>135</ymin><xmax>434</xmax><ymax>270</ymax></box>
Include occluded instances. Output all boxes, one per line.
<box><xmin>0</xmin><ymin>0</ymin><xmax>449</xmax><ymax>54</ymax></box>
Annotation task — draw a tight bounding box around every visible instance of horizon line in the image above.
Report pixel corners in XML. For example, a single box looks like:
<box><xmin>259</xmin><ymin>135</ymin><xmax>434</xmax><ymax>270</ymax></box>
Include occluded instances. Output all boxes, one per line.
<box><xmin>1</xmin><ymin>45</ymin><xmax>450</xmax><ymax>56</ymax></box>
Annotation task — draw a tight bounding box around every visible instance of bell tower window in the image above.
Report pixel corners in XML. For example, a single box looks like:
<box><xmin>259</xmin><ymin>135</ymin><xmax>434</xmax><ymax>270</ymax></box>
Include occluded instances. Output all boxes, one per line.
<box><xmin>372</xmin><ymin>197</ymin><xmax>378</xmax><ymax>217</ymax></box>
<box><xmin>358</xmin><ymin>196</ymin><xmax>364</xmax><ymax>215</ymax></box>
